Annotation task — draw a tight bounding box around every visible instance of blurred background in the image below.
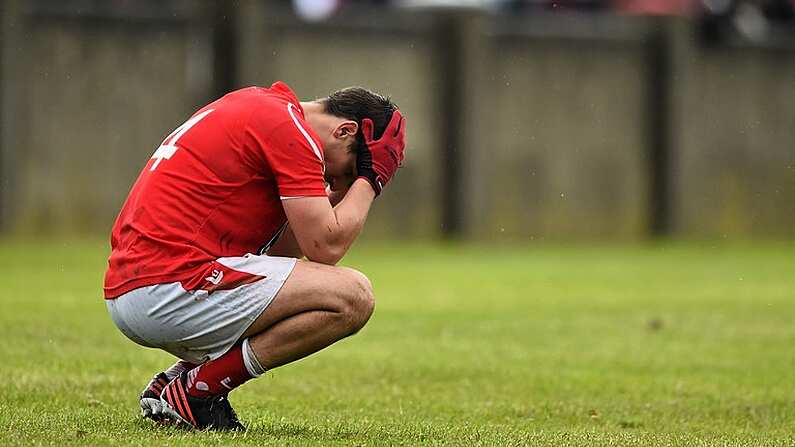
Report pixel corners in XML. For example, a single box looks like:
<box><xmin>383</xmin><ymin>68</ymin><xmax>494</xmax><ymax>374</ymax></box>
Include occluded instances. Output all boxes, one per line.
<box><xmin>1</xmin><ymin>0</ymin><xmax>794</xmax><ymax>242</ymax></box>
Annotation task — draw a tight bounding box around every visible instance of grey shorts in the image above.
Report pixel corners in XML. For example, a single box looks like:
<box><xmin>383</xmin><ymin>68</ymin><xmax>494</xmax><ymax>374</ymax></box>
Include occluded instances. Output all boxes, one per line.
<box><xmin>106</xmin><ymin>254</ymin><xmax>297</xmax><ymax>364</ymax></box>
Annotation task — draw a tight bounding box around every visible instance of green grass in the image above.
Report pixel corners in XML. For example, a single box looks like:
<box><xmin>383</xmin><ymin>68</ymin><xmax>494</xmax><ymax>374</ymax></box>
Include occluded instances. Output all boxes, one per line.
<box><xmin>1</xmin><ymin>239</ymin><xmax>794</xmax><ymax>446</ymax></box>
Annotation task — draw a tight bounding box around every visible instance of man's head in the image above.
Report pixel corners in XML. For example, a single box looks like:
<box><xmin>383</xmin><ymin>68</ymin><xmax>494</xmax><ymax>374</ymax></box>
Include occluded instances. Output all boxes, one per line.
<box><xmin>301</xmin><ymin>87</ymin><xmax>398</xmax><ymax>191</ymax></box>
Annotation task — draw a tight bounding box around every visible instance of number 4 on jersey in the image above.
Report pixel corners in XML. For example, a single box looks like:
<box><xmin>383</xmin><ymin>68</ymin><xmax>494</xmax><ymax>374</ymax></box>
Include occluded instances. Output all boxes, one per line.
<box><xmin>150</xmin><ymin>109</ymin><xmax>215</xmax><ymax>171</ymax></box>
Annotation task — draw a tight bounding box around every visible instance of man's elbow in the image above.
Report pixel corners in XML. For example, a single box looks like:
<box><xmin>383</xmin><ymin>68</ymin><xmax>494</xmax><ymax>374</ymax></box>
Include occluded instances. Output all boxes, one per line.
<box><xmin>304</xmin><ymin>242</ymin><xmax>345</xmax><ymax>266</ymax></box>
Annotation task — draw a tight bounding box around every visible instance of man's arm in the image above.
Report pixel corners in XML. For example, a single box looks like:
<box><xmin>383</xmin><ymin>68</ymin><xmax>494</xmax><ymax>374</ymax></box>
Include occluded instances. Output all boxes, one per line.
<box><xmin>277</xmin><ymin>109</ymin><xmax>405</xmax><ymax>265</ymax></box>
<box><xmin>281</xmin><ymin>178</ymin><xmax>375</xmax><ymax>265</ymax></box>
<box><xmin>267</xmin><ymin>187</ymin><xmax>350</xmax><ymax>258</ymax></box>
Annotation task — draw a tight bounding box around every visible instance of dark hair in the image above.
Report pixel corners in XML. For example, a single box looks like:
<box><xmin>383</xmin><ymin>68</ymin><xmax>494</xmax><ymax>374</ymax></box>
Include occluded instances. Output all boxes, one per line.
<box><xmin>322</xmin><ymin>87</ymin><xmax>398</xmax><ymax>151</ymax></box>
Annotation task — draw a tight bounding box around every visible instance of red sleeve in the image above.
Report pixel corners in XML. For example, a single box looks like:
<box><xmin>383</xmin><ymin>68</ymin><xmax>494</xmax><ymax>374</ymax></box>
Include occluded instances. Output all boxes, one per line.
<box><xmin>248</xmin><ymin>106</ymin><xmax>328</xmax><ymax>199</ymax></box>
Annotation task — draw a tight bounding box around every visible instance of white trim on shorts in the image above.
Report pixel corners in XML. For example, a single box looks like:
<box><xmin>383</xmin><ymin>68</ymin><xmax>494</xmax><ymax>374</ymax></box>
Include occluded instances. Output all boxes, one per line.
<box><xmin>106</xmin><ymin>253</ymin><xmax>297</xmax><ymax>364</ymax></box>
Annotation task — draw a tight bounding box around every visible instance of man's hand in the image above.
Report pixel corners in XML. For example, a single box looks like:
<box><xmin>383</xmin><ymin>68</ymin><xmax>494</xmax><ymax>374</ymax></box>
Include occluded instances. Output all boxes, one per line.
<box><xmin>357</xmin><ymin>110</ymin><xmax>406</xmax><ymax>196</ymax></box>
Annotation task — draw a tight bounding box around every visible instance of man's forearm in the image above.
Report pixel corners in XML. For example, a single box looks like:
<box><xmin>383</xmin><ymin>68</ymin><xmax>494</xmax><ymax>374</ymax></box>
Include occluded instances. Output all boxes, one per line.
<box><xmin>281</xmin><ymin>178</ymin><xmax>375</xmax><ymax>265</ymax></box>
<box><xmin>268</xmin><ymin>185</ymin><xmax>353</xmax><ymax>259</ymax></box>
<box><xmin>323</xmin><ymin>178</ymin><xmax>375</xmax><ymax>263</ymax></box>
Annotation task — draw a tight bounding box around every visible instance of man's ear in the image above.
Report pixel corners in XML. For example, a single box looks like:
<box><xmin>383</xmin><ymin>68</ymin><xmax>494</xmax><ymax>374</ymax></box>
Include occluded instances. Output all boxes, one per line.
<box><xmin>334</xmin><ymin>120</ymin><xmax>359</xmax><ymax>139</ymax></box>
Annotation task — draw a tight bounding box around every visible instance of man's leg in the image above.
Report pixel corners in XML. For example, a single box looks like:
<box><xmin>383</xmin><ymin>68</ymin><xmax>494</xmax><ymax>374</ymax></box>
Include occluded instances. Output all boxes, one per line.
<box><xmin>172</xmin><ymin>260</ymin><xmax>374</xmax><ymax>400</ymax></box>
<box><xmin>164</xmin><ymin>360</ymin><xmax>200</xmax><ymax>380</ymax></box>
<box><xmin>242</xmin><ymin>261</ymin><xmax>375</xmax><ymax>369</ymax></box>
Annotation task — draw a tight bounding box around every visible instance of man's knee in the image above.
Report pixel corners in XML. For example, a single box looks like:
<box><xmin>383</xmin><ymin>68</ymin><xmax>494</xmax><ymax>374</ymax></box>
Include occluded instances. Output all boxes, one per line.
<box><xmin>338</xmin><ymin>267</ymin><xmax>375</xmax><ymax>333</ymax></box>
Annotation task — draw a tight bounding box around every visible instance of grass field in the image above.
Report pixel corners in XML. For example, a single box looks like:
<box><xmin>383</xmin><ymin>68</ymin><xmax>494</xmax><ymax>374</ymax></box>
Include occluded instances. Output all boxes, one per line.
<box><xmin>1</xmin><ymin>239</ymin><xmax>793</xmax><ymax>446</ymax></box>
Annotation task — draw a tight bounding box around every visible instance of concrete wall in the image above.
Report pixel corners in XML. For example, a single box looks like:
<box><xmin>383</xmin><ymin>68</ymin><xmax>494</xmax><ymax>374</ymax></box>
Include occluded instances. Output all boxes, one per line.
<box><xmin>238</xmin><ymin>5</ymin><xmax>442</xmax><ymax>239</ymax></box>
<box><xmin>1</xmin><ymin>4</ymin><xmax>211</xmax><ymax>234</ymax></box>
<box><xmin>671</xmin><ymin>32</ymin><xmax>795</xmax><ymax>238</ymax></box>
<box><xmin>482</xmin><ymin>38</ymin><xmax>649</xmax><ymax>240</ymax></box>
<box><xmin>1</xmin><ymin>2</ymin><xmax>794</xmax><ymax>240</ymax></box>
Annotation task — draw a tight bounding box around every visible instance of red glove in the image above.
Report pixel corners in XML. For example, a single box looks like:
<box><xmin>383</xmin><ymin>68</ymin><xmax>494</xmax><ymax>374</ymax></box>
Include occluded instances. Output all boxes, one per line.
<box><xmin>356</xmin><ymin>109</ymin><xmax>406</xmax><ymax>196</ymax></box>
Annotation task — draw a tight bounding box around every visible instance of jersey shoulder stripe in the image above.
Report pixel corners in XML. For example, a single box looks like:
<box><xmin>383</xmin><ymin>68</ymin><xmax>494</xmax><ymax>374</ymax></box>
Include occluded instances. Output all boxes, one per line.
<box><xmin>287</xmin><ymin>103</ymin><xmax>324</xmax><ymax>165</ymax></box>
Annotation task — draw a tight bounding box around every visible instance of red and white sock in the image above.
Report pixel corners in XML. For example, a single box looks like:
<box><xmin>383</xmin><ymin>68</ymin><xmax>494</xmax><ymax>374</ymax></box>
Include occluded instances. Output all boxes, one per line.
<box><xmin>164</xmin><ymin>360</ymin><xmax>198</xmax><ymax>381</ymax></box>
<box><xmin>185</xmin><ymin>339</ymin><xmax>265</xmax><ymax>398</ymax></box>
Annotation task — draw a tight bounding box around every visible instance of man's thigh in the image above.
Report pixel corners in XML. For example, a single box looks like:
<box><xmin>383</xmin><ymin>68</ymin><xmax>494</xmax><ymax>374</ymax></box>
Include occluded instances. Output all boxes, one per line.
<box><xmin>242</xmin><ymin>260</ymin><xmax>373</xmax><ymax>339</ymax></box>
<box><xmin>107</xmin><ymin>253</ymin><xmax>298</xmax><ymax>363</ymax></box>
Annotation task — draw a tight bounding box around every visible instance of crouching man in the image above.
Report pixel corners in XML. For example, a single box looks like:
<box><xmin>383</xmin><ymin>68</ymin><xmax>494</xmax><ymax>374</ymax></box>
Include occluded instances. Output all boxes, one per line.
<box><xmin>103</xmin><ymin>81</ymin><xmax>406</xmax><ymax>430</ymax></box>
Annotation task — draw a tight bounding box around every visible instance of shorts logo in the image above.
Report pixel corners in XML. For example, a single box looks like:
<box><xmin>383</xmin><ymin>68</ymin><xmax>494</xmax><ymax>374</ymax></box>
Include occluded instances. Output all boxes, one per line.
<box><xmin>205</xmin><ymin>269</ymin><xmax>224</xmax><ymax>285</ymax></box>
<box><xmin>181</xmin><ymin>261</ymin><xmax>266</xmax><ymax>294</ymax></box>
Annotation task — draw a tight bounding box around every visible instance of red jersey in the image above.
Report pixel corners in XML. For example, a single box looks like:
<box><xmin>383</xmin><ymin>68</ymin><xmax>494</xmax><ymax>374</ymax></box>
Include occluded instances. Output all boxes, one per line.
<box><xmin>104</xmin><ymin>82</ymin><xmax>326</xmax><ymax>298</ymax></box>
